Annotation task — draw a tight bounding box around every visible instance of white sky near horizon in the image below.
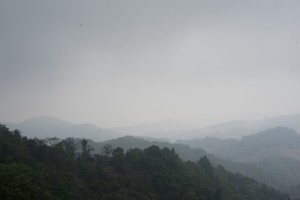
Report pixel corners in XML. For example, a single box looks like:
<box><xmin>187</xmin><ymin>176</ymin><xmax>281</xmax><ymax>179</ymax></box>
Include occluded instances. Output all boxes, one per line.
<box><xmin>1</xmin><ymin>0</ymin><xmax>300</xmax><ymax>128</ymax></box>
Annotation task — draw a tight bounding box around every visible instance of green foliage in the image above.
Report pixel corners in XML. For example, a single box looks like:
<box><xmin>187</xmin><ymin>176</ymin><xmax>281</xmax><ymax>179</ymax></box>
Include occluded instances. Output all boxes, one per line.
<box><xmin>0</xmin><ymin>124</ymin><xmax>289</xmax><ymax>200</ymax></box>
<box><xmin>0</xmin><ymin>163</ymin><xmax>52</xmax><ymax>200</ymax></box>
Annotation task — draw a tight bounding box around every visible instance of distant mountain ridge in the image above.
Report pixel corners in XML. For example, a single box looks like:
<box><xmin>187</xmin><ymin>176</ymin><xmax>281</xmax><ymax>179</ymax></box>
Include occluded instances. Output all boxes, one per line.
<box><xmin>4</xmin><ymin>116</ymin><xmax>122</xmax><ymax>142</ymax></box>
<box><xmin>185</xmin><ymin>113</ymin><xmax>300</xmax><ymax>139</ymax></box>
<box><xmin>178</xmin><ymin>127</ymin><xmax>300</xmax><ymax>196</ymax></box>
<box><xmin>108</xmin><ymin>113</ymin><xmax>300</xmax><ymax>140</ymax></box>
<box><xmin>180</xmin><ymin>127</ymin><xmax>300</xmax><ymax>162</ymax></box>
<box><xmin>109</xmin><ymin>119</ymin><xmax>195</xmax><ymax>140</ymax></box>
<box><xmin>3</xmin><ymin>113</ymin><xmax>300</xmax><ymax>141</ymax></box>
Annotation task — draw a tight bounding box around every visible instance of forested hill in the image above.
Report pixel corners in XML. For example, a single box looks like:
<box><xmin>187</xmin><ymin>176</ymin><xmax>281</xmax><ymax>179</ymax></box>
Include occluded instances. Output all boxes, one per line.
<box><xmin>88</xmin><ymin>135</ymin><xmax>208</xmax><ymax>161</ymax></box>
<box><xmin>178</xmin><ymin>127</ymin><xmax>300</xmax><ymax>196</ymax></box>
<box><xmin>179</xmin><ymin>127</ymin><xmax>300</xmax><ymax>162</ymax></box>
<box><xmin>88</xmin><ymin>135</ymin><xmax>279</xmax><ymax>188</ymax></box>
<box><xmin>0</xmin><ymin>124</ymin><xmax>289</xmax><ymax>200</ymax></box>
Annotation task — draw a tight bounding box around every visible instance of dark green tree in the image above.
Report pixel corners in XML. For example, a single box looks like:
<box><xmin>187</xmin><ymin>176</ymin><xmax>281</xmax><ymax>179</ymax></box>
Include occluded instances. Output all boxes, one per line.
<box><xmin>112</xmin><ymin>147</ymin><xmax>125</xmax><ymax>173</ymax></box>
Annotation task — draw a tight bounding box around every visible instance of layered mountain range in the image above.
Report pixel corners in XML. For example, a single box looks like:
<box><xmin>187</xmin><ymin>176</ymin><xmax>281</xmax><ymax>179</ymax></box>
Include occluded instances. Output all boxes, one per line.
<box><xmin>4</xmin><ymin>113</ymin><xmax>300</xmax><ymax>141</ymax></box>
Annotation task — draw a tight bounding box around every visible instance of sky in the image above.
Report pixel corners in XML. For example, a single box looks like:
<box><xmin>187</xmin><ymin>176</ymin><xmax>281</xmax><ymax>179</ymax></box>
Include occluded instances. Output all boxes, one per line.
<box><xmin>1</xmin><ymin>0</ymin><xmax>300</xmax><ymax>128</ymax></box>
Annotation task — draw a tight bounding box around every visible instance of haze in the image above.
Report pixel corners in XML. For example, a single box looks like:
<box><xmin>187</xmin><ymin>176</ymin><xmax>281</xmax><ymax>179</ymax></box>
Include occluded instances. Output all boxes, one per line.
<box><xmin>1</xmin><ymin>0</ymin><xmax>300</xmax><ymax>128</ymax></box>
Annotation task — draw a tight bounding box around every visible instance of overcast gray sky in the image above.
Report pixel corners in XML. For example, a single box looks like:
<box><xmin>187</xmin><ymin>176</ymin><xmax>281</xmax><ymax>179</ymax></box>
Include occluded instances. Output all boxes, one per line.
<box><xmin>1</xmin><ymin>0</ymin><xmax>300</xmax><ymax>128</ymax></box>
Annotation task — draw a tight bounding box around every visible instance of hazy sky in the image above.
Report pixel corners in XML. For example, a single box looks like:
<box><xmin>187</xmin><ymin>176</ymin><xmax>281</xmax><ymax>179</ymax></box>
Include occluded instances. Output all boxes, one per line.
<box><xmin>1</xmin><ymin>0</ymin><xmax>300</xmax><ymax>128</ymax></box>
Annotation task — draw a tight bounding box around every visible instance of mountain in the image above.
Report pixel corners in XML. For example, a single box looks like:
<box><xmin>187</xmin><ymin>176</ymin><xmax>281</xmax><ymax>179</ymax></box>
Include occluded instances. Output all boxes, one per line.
<box><xmin>180</xmin><ymin>127</ymin><xmax>300</xmax><ymax>162</ymax></box>
<box><xmin>8</xmin><ymin>113</ymin><xmax>300</xmax><ymax>142</ymax></box>
<box><xmin>179</xmin><ymin>127</ymin><xmax>300</xmax><ymax>197</ymax></box>
<box><xmin>88</xmin><ymin>135</ymin><xmax>207</xmax><ymax>161</ymax></box>
<box><xmin>87</xmin><ymin>136</ymin><xmax>287</xmax><ymax>196</ymax></box>
<box><xmin>186</xmin><ymin>113</ymin><xmax>300</xmax><ymax>139</ymax></box>
<box><xmin>0</xmin><ymin>124</ymin><xmax>289</xmax><ymax>200</ymax></box>
<box><xmin>110</xmin><ymin>113</ymin><xmax>300</xmax><ymax>140</ymax></box>
<box><xmin>109</xmin><ymin>119</ymin><xmax>195</xmax><ymax>140</ymax></box>
<box><xmin>4</xmin><ymin>116</ymin><xmax>122</xmax><ymax>141</ymax></box>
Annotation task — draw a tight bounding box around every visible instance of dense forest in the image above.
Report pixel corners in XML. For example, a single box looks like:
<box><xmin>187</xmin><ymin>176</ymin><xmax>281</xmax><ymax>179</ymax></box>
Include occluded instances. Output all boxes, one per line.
<box><xmin>86</xmin><ymin>135</ymin><xmax>282</xmax><ymax>192</ymax></box>
<box><xmin>0</xmin><ymin>124</ymin><xmax>289</xmax><ymax>200</ymax></box>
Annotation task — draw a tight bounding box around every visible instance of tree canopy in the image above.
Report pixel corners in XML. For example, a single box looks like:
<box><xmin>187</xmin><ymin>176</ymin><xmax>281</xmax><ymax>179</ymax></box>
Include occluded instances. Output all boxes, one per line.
<box><xmin>0</xmin><ymin>124</ymin><xmax>289</xmax><ymax>200</ymax></box>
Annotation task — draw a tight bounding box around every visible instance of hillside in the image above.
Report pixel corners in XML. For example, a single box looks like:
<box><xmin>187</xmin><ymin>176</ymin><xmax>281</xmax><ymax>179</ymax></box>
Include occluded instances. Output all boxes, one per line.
<box><xmin>87</xmin><ymin>136</ymin><xmax>282</xmax><ymax>194</ymax></box>
<box><xmin>0</xmin><ymin>124</ymin><xmax>288</xmax><ymax>200</ymax></box>
<box><xmin>179</xmin><ymin>127</ymin><xmax>300</xmax><ymax>196</ymax></box>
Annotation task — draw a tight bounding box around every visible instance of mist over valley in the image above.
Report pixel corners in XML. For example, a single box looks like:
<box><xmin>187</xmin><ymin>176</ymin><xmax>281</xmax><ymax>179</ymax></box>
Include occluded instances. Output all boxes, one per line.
<box><xmin>1</xmin><ymin>0</ymin><xmax>300</xmax><ymax>199</ymax></box>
